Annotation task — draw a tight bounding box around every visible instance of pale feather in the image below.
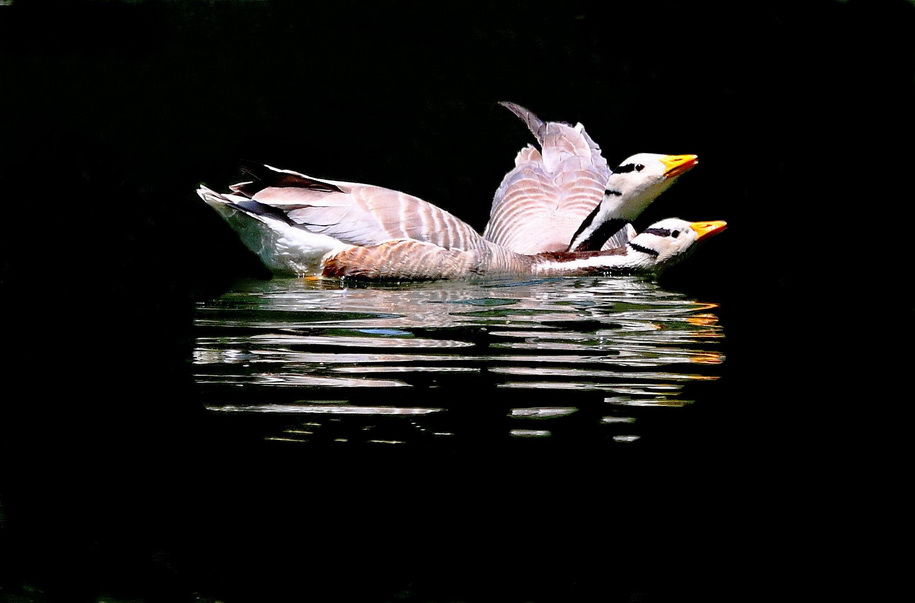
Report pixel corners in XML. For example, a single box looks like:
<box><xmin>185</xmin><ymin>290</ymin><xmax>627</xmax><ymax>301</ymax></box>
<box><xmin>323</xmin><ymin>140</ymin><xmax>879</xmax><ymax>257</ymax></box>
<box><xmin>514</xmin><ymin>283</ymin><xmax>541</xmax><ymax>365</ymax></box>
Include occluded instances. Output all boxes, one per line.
<box><xmin>484</xmin><ymin>103</ymin><xmax>612</xmax><ymax>254</ymax></box>
<box><xmin>234</xmin><ymin>165</ymin><xmax>485</xmax><ymax>252</ymax></box>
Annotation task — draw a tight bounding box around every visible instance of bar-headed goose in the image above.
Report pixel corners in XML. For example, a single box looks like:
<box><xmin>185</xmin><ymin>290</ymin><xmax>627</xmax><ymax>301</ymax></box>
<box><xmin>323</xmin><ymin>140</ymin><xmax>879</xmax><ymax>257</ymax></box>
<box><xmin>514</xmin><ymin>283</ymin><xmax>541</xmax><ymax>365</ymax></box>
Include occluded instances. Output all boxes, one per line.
<box><xmin>198</xmin><ymin>164</ymin><xmax>724</xmax><ymax>281</ymax></box>
<box><xmin>484</xmin><ymin>102</ymin><xmax>698</xmax><ymax>254</ymax></box>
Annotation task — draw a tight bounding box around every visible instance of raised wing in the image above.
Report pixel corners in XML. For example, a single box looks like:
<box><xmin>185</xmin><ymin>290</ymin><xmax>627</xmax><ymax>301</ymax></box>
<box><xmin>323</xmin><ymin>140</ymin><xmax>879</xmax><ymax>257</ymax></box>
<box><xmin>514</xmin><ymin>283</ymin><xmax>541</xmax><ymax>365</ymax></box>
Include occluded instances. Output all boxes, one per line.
<box><xmin>230</xmin><ymin>164</ymin><xmax>485</xmax><ymax>251</ymax></box>
<box><xmin>483</xmin><ymin>102</ymin><xmax>612</xmax><ymax>254</ymax></box>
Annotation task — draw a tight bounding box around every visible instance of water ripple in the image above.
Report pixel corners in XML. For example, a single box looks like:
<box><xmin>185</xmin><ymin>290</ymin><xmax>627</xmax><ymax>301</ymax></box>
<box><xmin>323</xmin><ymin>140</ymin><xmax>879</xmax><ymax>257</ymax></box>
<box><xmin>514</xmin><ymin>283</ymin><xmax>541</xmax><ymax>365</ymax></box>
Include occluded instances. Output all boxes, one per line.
<box><xmin>193</xmin><ymin>276</ymin><xmax>726</xmax><ymax>446</ymax></box>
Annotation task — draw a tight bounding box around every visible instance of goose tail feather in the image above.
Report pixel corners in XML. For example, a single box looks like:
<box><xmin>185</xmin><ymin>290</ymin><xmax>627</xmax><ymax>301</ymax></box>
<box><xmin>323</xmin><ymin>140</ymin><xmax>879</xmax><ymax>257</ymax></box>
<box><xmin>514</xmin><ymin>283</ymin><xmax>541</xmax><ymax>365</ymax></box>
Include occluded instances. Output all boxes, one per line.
<box><xmin>499</xmin><ymin>101</ymin><xmax>548</xmax><ymax>143</ymax></box>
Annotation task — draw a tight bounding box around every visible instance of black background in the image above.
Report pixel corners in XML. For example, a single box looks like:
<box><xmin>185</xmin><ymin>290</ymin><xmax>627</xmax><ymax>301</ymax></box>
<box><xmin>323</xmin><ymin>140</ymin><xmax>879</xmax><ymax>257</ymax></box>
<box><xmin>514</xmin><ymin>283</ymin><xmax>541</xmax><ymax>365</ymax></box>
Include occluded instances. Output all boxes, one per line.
<box><xmin>1</xmin><ymin>1</ymin><xmax>912</xmax><ymax>601</ymax></box>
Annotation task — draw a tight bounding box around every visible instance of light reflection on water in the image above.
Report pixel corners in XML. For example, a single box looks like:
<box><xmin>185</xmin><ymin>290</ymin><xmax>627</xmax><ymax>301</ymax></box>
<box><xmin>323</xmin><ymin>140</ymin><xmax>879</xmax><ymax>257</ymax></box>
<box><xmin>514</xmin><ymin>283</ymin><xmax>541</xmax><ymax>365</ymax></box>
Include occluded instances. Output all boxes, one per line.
<box><xmin>193</xmin><ymin>276</ymin><xmax>725</xmax><ymax>446</ymax></box>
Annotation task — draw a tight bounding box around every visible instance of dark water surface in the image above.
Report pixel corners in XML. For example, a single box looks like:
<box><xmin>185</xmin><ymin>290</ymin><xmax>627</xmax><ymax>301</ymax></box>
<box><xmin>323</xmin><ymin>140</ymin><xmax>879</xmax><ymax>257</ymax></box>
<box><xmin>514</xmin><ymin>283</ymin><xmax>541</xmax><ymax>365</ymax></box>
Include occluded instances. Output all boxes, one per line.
<box><xmin>1</xmin><ymin>269</ymin><xmax>901</xmax><ymax>603</ymax></box>
<box><xmin>194</xmin><ymin>277</ymin><xmax>726</xmax><ymax>449</ymax></box>
<box><xmin>185</xmin><ymin>275</ymin><xmax>735</xmax><ymax>602</ymax></box>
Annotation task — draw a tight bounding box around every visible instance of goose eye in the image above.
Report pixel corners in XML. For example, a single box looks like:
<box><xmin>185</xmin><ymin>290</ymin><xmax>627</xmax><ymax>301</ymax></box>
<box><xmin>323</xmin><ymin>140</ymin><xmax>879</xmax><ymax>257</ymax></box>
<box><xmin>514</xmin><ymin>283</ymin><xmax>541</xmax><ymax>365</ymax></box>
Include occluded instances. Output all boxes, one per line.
<box><xmin>671</xmin><ymin>230</ymin><xmax>680</xmax><ymax>238</ymax></box>
<box><xmin>635</xmin><ymin>164</ymin><xmax>645</xmax><ymax>172</ymax></box>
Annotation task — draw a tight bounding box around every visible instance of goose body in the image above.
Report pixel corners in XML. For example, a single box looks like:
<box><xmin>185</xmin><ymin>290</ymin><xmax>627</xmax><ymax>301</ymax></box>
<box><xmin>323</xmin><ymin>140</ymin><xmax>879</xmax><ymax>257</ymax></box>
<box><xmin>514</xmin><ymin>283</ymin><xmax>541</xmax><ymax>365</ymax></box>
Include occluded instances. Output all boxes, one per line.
<box><xmin>484</xmin><ymin>102</ymin><xmax>698</xmax><ymax>254</ymax></box>
<box><xmin>199</xmin><ymin>164</ymin><xmax>725</xmax><ymax>281</ymax></box>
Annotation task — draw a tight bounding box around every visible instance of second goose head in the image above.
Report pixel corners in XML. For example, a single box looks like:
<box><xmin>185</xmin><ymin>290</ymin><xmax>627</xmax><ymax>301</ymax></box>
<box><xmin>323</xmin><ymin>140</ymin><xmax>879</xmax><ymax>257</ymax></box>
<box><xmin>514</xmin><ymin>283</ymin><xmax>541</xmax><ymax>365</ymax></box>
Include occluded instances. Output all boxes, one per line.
<box><xmin>625</xmin><ymin>218</ymin><xmax>725</xmax><ymax>271</ymax></box>
<box><xmin>567</xmin><ymin>153</ymin><xmax>699</xmax><ymax>252</ymax></box>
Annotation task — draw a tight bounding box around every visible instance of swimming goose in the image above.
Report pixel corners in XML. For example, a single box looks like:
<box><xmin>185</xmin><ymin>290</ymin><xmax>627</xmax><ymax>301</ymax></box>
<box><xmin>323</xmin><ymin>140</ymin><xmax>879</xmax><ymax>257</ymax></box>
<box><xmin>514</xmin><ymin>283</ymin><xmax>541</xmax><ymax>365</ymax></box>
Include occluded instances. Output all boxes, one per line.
<box><xmin>484</xmin><ymin>102</ymin><xmax>698</xmax><ymax>254</ymax></box>
<box><xmin>198</xmin><ymin>164</ymin><xmax>725</xmax><ymax>281</ymax></box>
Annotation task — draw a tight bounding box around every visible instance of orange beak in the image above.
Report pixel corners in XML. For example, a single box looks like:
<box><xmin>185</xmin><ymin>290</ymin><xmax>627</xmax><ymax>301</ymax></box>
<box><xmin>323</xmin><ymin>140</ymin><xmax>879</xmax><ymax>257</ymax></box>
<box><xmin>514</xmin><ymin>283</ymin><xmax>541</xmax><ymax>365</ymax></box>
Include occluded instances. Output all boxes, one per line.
<box><xmin>660</xmin><ymin>154</ymin><xmax>699</xmax><ymax>179</ymax></box>
<box><xmin>689</xmin><ymin>220</ymin><xmax>727</xmax><ymax>241</ymax></box>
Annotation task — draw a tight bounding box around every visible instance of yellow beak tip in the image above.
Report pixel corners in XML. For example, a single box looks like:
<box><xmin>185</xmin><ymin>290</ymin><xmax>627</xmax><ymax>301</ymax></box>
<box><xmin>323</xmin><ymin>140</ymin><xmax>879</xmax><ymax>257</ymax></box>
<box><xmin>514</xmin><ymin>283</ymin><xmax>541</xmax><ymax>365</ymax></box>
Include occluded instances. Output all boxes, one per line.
<box><xmin>661</xmin><ymin>154</ymin><xmax>700</xmax><ymax>178</ymax></box>
<box><xmin>690</xmin><ymin>220</ymin><xmax>728</xmax><ymax>240</ymax></box>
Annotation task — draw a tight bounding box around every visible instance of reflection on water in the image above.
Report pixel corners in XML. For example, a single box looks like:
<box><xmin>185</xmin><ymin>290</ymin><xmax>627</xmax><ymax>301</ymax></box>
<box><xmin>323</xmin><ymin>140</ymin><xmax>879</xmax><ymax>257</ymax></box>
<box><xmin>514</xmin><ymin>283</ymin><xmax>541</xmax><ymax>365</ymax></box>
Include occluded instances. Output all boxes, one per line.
<box><xmin>193</xmin><ymin>276</ymin><xmax>725</xmax><ymax>447</ymax></box>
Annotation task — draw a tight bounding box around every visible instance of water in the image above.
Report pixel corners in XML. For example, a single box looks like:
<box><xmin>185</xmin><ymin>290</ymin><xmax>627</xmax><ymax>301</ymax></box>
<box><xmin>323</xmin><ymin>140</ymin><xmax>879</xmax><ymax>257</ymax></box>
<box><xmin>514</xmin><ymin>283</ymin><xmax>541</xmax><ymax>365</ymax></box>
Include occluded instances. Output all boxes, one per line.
<box><xmin>178</xmin><ymin>275</ymin><xmax>735</xmax><ymax>599</ymax></box>
<box><xmin>0</xmin><ymin>273</ymin><xmax>770</xmax><ymax>602</ymax></box>
<box><xmin>193</xmin><ymin>276</ymin><xmax>726</xmax><ymax>450</ymax></box>
<box><xmin>5</xmin><ymin>270</ymin><xmax>887</xmax><ymax>602</ymax></box>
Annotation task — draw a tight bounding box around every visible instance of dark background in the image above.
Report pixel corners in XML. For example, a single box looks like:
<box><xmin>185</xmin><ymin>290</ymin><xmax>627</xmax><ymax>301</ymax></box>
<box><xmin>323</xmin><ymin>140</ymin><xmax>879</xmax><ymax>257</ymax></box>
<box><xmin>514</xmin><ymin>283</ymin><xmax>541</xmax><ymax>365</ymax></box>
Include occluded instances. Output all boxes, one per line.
<box><xmin>1</xmin><ymin>0</ymin><xmax>912</xmax><ymax>601</ymax></box>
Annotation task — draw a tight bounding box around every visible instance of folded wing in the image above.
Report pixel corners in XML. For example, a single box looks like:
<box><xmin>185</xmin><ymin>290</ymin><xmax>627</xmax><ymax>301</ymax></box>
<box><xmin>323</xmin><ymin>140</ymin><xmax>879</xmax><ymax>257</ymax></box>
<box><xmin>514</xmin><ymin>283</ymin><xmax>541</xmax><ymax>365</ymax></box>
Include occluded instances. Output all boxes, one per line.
<box><xmin>231</xmin><ymin>164</ymin><xmax>486</xmax><ymax>252</ymax></box>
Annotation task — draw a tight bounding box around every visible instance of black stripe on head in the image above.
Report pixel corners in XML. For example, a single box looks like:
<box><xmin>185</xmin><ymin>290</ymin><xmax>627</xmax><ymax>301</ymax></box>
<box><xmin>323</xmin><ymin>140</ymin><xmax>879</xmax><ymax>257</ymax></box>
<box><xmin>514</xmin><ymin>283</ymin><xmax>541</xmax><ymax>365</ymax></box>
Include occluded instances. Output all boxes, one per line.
<box><xmin>628</xmin><ymin>241</ymin><xmax>660</xmax><ymax>257</ymax></box>
<box><xmin>642</xmin><ymin>227</ymin><xmax>672</xmax><ymax>237</ymax></box>
<box><xmin>613</xmin><ymin>162</ymin><xmax>645</xmax><ymax>174</ymax></box>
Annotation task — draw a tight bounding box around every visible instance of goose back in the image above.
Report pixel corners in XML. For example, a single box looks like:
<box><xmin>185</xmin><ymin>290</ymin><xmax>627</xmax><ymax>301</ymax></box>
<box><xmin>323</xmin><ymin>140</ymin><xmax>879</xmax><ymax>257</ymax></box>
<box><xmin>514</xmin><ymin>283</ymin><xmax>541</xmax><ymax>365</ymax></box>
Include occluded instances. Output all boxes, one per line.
<box><xmin>234</xmin><ymin>164</ymin><xmax>487</xmax><ymax>252</ymax></box>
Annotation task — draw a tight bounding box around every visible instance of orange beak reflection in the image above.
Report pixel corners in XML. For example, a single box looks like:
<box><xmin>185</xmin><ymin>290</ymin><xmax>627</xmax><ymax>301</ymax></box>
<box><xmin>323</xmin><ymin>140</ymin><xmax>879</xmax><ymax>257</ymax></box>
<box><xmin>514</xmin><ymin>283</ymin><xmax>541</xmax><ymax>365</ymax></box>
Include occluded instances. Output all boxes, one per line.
<box><xmin>689</xmin><ymin>220</ymin><xmax>727</xmax><ymax>241</ymax></box>
<box><xmin>660</xmin><ymin>154</ymin><xmax>699</xmax><ymax>179</ymax></box>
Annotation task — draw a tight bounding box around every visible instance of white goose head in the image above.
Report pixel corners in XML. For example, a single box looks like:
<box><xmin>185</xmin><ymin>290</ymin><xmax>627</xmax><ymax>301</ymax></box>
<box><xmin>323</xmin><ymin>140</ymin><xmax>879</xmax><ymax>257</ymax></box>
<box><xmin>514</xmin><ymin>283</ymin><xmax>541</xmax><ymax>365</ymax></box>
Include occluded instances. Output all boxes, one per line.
<box><xmin>534</xmin><ymin>218</ymin><xmax>726</xmax><ymax>277</ymax></box>
<box><xmin>624</xmin><ymin>218</ymin><xmax>726</xmax><ymax>272</ymax></box>
<box><xmin>568</xmin><ymin>153</ymin><xmax>699</xmax><ymax>252</ymax></box>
